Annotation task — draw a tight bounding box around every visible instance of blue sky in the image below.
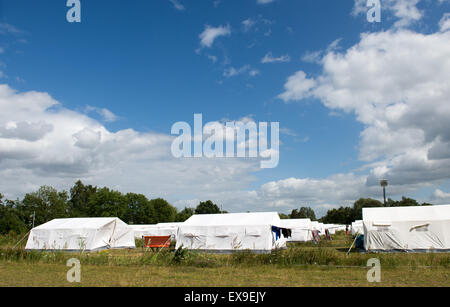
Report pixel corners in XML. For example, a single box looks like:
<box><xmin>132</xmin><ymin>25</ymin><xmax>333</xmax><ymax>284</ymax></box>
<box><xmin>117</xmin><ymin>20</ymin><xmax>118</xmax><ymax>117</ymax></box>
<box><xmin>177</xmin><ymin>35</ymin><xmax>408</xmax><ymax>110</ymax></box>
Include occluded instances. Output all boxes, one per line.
<box><xmin>1</xmin><ymin>0</ymin><xmax>450</xmax><ymax>216</ymax></box>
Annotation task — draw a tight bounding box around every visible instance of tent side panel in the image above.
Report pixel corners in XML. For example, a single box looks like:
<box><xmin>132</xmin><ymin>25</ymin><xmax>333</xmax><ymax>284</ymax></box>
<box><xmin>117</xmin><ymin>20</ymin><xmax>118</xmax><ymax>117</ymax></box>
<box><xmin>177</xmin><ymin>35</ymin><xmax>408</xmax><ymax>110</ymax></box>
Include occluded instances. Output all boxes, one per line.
<box><xmin>364</xmin><ymin>219</ymin><xmax>450</xmax><ymax>252</ymax></box>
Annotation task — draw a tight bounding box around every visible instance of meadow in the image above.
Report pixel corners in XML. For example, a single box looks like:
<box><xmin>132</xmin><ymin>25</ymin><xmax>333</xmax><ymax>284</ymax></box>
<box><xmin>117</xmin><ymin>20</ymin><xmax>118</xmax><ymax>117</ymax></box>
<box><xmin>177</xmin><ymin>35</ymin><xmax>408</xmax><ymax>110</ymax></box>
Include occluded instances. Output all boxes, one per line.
<box><xmin>0</xmin><ymin>232</ymin><xmax>449</xmax><ymax>287</ymax></box>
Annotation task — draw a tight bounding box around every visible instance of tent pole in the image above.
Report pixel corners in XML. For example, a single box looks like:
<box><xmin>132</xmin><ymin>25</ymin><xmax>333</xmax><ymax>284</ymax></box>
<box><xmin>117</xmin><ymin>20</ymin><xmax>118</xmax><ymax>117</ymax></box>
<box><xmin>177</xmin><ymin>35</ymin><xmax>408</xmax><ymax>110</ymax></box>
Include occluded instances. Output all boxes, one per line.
<box><xmin>346</xmin><ymin>231</ymin><xmax>359</xmax><ymax>255</ymax></box>
<box><xmin>13</xmin><ymin>230</ymin><xmax>31</xmax><ymax>249</ymax></box>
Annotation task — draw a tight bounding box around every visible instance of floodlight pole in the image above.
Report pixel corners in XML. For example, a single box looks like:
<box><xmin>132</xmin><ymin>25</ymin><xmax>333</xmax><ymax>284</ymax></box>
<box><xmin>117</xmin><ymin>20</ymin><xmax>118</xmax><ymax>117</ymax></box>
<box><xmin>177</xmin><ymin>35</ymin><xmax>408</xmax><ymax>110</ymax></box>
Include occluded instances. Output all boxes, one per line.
<box><xmin>380</xmin><ymin>180</ymin><xmax>388</xmax><ymax>206</ymax></box>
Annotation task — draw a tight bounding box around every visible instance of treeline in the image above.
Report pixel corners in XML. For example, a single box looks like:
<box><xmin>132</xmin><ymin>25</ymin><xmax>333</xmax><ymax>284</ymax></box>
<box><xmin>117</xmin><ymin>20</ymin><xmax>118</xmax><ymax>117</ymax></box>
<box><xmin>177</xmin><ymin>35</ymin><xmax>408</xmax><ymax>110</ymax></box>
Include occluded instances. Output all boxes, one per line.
<box><xmin>281</xmin><ymin>197</ymin><xmax>432</xmax><ymax>225</ymax></box>
<box><xmin>0</xmin><ymin>180</ymin><xmax>434</xmax><ymax>235</ymax></box>
<box><xmin>319</xmin><ymin>197</ymin><xmax>433</xmax><ymax>225</ymax></box>
<box><xmin>0</xmin><ymin>181</ymin><xmax>224</xmax><ymax>235</ymax></box>
<box><xmin>279</xmin><ymin>207</ymin><xmax>317</xmax><ymax>221</ymax></box>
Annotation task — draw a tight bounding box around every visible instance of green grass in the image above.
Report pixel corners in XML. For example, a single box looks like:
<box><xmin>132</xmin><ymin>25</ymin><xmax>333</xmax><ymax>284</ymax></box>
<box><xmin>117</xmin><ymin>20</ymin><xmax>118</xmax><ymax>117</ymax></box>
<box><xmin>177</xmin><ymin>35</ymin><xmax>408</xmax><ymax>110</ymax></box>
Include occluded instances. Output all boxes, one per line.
<box><xmin>0</xmin><ymin>232</ymin><xmax>449</xmax><ymax>286</ymax></box>
<box><xmin>0</xmin><ymin>262</ymin><xmax>448</xmax><ymax>287</ymax></box>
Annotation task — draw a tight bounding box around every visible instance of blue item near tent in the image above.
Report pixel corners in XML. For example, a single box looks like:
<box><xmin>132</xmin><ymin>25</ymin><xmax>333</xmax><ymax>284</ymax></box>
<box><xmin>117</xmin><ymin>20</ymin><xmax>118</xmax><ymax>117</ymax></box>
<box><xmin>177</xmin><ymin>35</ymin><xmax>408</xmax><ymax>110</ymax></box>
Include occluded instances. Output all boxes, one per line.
<box><xmin>271</xmin><ymin>226</ymin><xmax>280</xmax><ymax>240</ymax></box>
<box><xmin>355</xmin><ymin>234</ymin><xmax>364</xmax><ymax>249</ymax></box>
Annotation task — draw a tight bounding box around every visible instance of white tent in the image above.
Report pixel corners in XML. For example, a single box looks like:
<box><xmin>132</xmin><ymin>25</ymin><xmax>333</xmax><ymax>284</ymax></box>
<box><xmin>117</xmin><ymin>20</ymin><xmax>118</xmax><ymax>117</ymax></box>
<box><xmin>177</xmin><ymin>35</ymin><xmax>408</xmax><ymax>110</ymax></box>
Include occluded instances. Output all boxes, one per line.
<box><xmin>130</xmin><ymin>222</ymin><xmax>182</xmax><ymax>240</ymax></box>
<box><xmin>176</xmin><ymin>212</ymin><xmax>288</xmax><ymax>253</ymax></box>
<box><xmin>279</xmin><ymin>219</ymin><xmax>312</xmax><ymax>242</ymax></box>
<box><xmin>363</xmin><ymin>205</ymin><xmax>450</xmax><ymax>252</ymax></box>
<box><xmin>324</xmin><ymin>224</ymin><xmax>344</xmax><ymax>235</ymax></box>
<box><xmin>351</xmin><ymin>220</ymin><xmax>363</xmax><ymax>235</ymax></box>
<box><xmin>25</xmin><ymin>217</ymin><xmax>135</xmax><ymax>251</ymax></box>
<box><xmin>335</xmin><ymin>225</ymin><xmax>347</xmax><ymax>232</ymax></box>
<box><xmin>130</xmin><ymin>225</ymin><xmax>159</xmax><ymax>239</ymax></box>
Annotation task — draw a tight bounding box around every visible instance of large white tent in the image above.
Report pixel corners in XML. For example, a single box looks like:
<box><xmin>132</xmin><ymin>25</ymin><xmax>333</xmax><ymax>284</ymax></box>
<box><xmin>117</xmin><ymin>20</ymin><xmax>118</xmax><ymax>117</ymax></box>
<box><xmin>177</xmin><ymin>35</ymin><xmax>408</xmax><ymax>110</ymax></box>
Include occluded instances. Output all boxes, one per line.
<box><xmin>130</xmin><ymin>222</ymin><xmax>182</xmax><ymax>240</ymax></box>
<box><xmin>363</xmin><ymin>205</ymin><xmax>450</xmax><ymax>252</ymax></box>
<box><xmin>279</xmin><ymin>219</ymin><xmax>312</xmax><ymax>242</ymax></box>
<box><xmin>25</xmin><ymin>218</ymin><xmax>135</xmax><ymax>251</ymax></box>
<box><xmin>176</xmin><ymin>212</ymin><xmax>288</xmax><ymax>253</ymax></box>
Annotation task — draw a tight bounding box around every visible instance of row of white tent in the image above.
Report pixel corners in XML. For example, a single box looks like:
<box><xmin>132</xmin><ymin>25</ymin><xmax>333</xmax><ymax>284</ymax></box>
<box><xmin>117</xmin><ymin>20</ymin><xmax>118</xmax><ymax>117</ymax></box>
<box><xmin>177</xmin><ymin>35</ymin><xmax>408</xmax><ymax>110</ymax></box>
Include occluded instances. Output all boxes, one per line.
<box><xmin>25</xmin><ymin>212</ymin><xmax>345</xmax><ymax>253</ymax></box>
<box><xmin>26</xmin><ymin>204</ymin><xmax>449</xmax><ymax>253</ymax></box>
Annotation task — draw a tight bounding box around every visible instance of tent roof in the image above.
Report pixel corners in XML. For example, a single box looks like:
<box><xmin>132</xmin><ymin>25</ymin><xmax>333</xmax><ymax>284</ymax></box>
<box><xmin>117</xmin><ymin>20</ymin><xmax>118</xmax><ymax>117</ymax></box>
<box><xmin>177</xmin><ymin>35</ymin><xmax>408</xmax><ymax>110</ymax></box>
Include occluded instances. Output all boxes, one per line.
<box><xmin>33</xmin><ymin>218</ymin><xmax>122</xmax><ymax>230</ymax></box>
<box><xmin>129</xmin><ymin>223</ymin><xmax>182</xmax><ymax>230</ymax></box>
<box><xmin>363</xmin><ymin>205</ymin><xmax>450</xmax><ymax>222</ymax></box>
<box><xmin>183</xmin><ymin>212</ymin><xmax>281</xmax><ymax>227</ymax></box>
<box><xmin>129</xmin><ymin>224</ymin><xmax>159</xmax><ymax>230</ymax></box>
<box><xmin>279</xmin><ymin>219</ymin><xmax>311</xmax><ymax>228</ymax></box>
<box><xmin>156</xmin><ymin>222</ymin><xmax>183</xmax><ymax>227</ymax></box>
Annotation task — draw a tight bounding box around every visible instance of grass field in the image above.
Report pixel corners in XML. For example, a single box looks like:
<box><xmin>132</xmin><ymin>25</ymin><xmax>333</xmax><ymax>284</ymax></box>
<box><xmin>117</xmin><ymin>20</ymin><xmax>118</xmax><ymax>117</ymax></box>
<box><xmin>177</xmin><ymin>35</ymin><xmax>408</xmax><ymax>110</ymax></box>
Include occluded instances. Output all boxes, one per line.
<box><xmin>0</xmin><ymin>232</ymin><xmax>449</xmax><ymax>287</ymax></box>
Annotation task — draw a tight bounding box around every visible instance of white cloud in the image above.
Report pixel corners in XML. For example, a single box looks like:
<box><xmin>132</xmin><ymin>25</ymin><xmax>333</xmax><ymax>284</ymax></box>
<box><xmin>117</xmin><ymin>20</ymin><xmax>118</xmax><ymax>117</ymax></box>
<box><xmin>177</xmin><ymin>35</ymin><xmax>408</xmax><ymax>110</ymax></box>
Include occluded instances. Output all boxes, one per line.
<box><xmin>223</xmin><ymin>65</ymin><xmax>259</xmax><ymax>78</ymax></box>
<box><xmin>0</xmin><ymin>23</ymin><xmax>24</xmax><ymax>35</ymax></box>
<box><xmin>85</xmin><ymin>106</ymin><xmax>119</xmax><ymax>122</ymax></box>
<box><xmin>439</xmin><ymin>13</ymin><xmax>450</xmax><ymax>32</ymax></box>
<box><xmin>257</xmin><ymin>0</ymin><xmax>275</xmax><ymax>4</ymax></box>
<box><xmin>207</xmin><ymin>55</ymin><xmax>218</xmax><ymax>63</ymax></box>
<box><xmin>261</xmin><ymin>52</ymin><xmax>291</xmax><ymax>63</ymax></box>
<box><xmin>0</xmin><ymin>121</ymin><xmax>53</xmax><ymax>142</ymax></box>
<box><xmin>301</xmin><ymin>51</ymin><xmax>322</xmax><ymax>64</ymax></box>
<box><xmin>169</xmin><ymin>0</ymin><xmax>185</xmax><ymax>11</ymax></box>
<box><xmin>242</xmin><ymin>18</ymin><xmax>256</xmax><ymax>32</ymax></box>
<box><xmin>260</xmin><ymin>173</ymin><xmax>369</xmax><ymax>205</ymax></box>
<box><xmin>278</xmin><ymin>71</ymin><xmax>316</xmax><ymax>101</ymax></box>
<box><xmin>432</xmin><ymin>189</ymin><xmax>450</xmax><ymax>204</ymax></box>
<box><xmin>279</xmin><ymin>29</ymin><xmax>450</xmax><ymax>196</ymax></box>
<box><xmin>199</xmin><ymin>25</ymin><xmax>231</xmax><ymax>48</ymax></box>
<box><xmin>0</xmin><ymin>84</ymin><xmax>263</xmax><ymax>209</ymax></box>
<box><xmin>73</xmin><ymin>127</ymin><xmax>101</xmax><ymax>149</ymax></box>
<box><xmin>301</xmin><ymin>39</ymin><xmax>341</xmax><ymax>64</ymax></box>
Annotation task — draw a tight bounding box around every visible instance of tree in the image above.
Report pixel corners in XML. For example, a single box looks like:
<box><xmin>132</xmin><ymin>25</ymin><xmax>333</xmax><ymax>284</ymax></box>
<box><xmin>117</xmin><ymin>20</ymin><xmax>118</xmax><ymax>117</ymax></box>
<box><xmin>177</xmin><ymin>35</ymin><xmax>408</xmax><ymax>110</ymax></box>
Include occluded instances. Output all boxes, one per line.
<box><xmin>321</xmin><ymin>206</ymin><xmax>354</xmax><ymax>225</ymax></box>
<box><xmin>151</xmin><ymin>198</ymin><xmax>177</xmax><ymax>223</ymax></box>
<box><xmin>87</xmin><ymin>187</ymin><xmax>127</xmax><ymax>220</ymax></box>
<box><xmin>0</xmin><ymin>195</ymin><xmax>27</xmax><ymax>234</ymax></box>
<box><xmin>195</xmin><ymin>200</ymin><xmax>221</xmax><ymax>215</ymax></box>
<box><xmin>278</xmin><ymin>213</ymin><xmax>289</xmax><ymax>219</ymax></box>
<box><xmin>352</xmin><ymin>198</ymin><xmax>383</xmax><ymax>221</ymax></box>
<box><xmin>69</xmin><ymin>180</ymin><xmax>97</xmax><ymax>217</ymax></box>
<box><xmin>290</xmin><ymin>207</ymin><xmax>317</xmax><ymax>220</ymax></box>
<box><xmin>18</xmin><ymin>186</ymin><xmax>70</xmax><ymax>227</ymax></box>
<box><xmin>0</xmin><ymin>203</ymin><xmax>27</xmax><ymax>234</ymax></box>
<box><xmin>387</xmin><ymin>197</ymin><xmax>421</xmax><ymax>207</ymax></box>
<box><xmin>124</xmin><ymin>193</ymin><xmax>156</xmax><ymax>225</ymax></box>
<box><xmin>175</xmin><ymin>207</ymin><xmax>195</xmax><ymax>222</ymax></box>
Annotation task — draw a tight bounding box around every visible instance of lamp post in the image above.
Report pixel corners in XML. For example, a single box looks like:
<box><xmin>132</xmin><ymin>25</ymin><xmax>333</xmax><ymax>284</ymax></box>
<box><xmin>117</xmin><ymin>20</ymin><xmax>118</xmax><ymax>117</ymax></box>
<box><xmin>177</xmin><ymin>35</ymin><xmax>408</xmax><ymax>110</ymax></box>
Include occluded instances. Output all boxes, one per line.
<box><xmin>380</xmin><ymin>180</ymin><xmax>388</xmax><ymax>206</ymax></box>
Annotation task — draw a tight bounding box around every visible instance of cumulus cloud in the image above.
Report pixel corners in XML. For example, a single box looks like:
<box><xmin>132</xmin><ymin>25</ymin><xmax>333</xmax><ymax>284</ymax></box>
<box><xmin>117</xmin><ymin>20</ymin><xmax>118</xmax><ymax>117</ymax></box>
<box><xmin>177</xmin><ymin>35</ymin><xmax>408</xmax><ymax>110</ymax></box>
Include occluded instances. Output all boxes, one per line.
<box><xmin>199</xmin><ymin>25</ymin><xmax>231</xmax><ymax>48</ymax></box>
<box><xmin>0</xmin><ymin>84</ymin><xmax>264</xmax><ymax>210</ymax></box>
<box><xmin>278</xmin><ymin>29</ymin><xmax>450</xmax><ymax>201</ymax></box>
<box><xmin>0</xmin><ymin>121</ymin><xmax>53</xmax><ymax>142</ymax></box>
